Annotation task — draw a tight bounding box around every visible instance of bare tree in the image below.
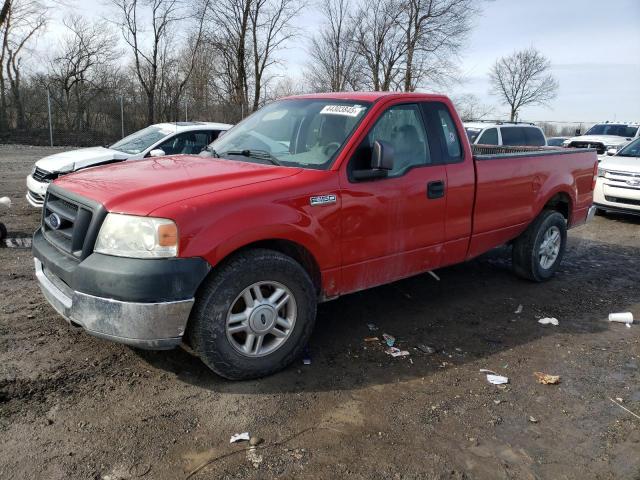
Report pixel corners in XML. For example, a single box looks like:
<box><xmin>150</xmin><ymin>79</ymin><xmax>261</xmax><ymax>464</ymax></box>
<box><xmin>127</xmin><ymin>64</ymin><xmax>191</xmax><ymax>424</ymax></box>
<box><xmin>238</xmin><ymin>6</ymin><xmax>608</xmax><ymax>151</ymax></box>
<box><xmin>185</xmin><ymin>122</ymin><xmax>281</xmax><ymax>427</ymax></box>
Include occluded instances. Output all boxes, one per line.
<box><xmin>111</xmin><ymin>0</ymin><xmax>208</xmax><ymax>124</ymax></box>
<box><xmin>353</xmin><ymin>0</ymin><xmax>405</xmax><ymax>91</ymax></box>
<box><xmin>489</xmin><ymin>47</ymin><xmax>558</xmax><ymax>121</ymax></box>
<box><xmin>249</xmin><ymin>0</ymin><xmax>298</xmax><ymax>111</ymax></box>
<box><xmin>49</xmin><ymin>16</ymin><xmax>120</xmax><ymax>130</ymax></box>
<box><xmin>1</xmin><ymin>0</ymin><xmax>47</xmax><ymax>129</ymax></box>
<box><xmin>307</xmin><ymin>0</ymin><xmax>360</xmax><ymax>92</ymax></box>
<box><xmin>451</xmin><ymin>93</ymin><xmax>494</xmax><ymax>121</ymax></box>
<box><xmin>400</xmin><ymin>0</ymin><xmax>475</xmax><ymax>91</ymax></box>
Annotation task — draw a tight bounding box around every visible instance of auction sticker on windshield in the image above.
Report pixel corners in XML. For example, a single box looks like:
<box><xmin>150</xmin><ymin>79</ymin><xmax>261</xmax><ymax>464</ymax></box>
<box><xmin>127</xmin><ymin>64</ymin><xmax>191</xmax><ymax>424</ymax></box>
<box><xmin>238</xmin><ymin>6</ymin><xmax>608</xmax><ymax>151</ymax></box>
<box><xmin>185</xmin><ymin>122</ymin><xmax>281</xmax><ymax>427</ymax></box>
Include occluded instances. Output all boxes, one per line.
<box><xmin>320</xmin><ymin>105</ymin><xmax>365</xmax><ymax>117</ymax></box>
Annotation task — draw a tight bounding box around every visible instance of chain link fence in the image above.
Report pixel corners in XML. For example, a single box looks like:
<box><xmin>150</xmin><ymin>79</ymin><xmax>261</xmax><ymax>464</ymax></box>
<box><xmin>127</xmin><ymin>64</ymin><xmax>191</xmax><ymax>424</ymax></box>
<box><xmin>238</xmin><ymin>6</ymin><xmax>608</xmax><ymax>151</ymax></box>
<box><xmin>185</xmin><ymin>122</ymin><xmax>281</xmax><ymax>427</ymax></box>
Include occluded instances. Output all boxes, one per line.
<box><xmin>0</xmin><ymin>87</ymin><xmax>245</xmax><ymax>147</ymax></box>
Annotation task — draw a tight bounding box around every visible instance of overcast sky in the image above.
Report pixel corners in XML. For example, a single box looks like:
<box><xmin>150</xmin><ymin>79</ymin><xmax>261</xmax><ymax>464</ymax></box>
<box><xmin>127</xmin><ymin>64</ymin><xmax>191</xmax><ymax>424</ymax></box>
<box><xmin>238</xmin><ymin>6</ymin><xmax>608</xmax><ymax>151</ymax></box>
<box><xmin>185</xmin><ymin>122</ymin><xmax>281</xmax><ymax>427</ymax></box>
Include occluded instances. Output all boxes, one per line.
<box><xmin>45</xmin><ymin>0</ymin><xmax>640</xmax><ymax>123</ymax></box>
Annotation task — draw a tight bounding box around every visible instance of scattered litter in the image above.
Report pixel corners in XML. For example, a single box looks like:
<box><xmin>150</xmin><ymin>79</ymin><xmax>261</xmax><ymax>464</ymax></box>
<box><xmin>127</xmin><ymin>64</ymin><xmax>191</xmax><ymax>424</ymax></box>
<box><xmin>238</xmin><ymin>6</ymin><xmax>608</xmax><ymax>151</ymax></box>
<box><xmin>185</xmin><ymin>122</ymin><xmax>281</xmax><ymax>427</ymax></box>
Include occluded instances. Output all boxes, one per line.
<box><xmin>427</xmin><ymin>270</ymin><xmax>440</xmax><ymax>281</ymax></box>
<box><xmin>610</xmin><ymin>397</ymin><xmax>640</xmax><ymax>420</ymax></box>
<box><xmin>493</xmin><ymin>399</ymin><xmax>502</xmax><ymax>405</ymax></box>
<box><xmin>382</xmin><ymin>333</ymin><xmax>395</xmax><ymax>347</ymax></box>
<box><xmin>528</xmin><ymin>416</ymin><xmax>538</xmax><ymax>423</ymax></box>
<box><xmin>538</xmin><ymin>317</ymin><xmax>559</xmax><ymax>326</ymax></box>
<box><xmin>367</xmin><ymin>323</ymin><xmax>378</xmax><ymax>331</ymax></box>
<box><xmin>609</xmin><ymin>312</ymin><xmax>633</xmax><ymax>328</ymax></box>
<box><xmin>409</xmin><ymin>358</ymin><xmax>413</xmax><ymax>365</ymax></box>
<box><xmin>302</xmin><ymin>346</ymin><xmax>311</xmax><ymax>365</ymax></box>
<box><xmin>480</xmin><ymin>369</ymin><xmax>509</xmax><ymax>385</ymax></box>
<box><xmin>416</xmin><ymin>344</ymin><xmax>436</xmax><ymax>354</ymax></box>
<box><xmin>514</xmin><ymin>304</ymin><xmax>523</xmax><ymax>314</ymax></box>
<box><xmin>364</xmin><ymin>336</ymin><xmax>379</xmax><ymax>342</ymax></box>
<box><xmin>230</xmin><ymin>432</ymin><xmax>250</xmax><ymax>443</ymax></box>
<box><xmin>385</xmin><ymin>347</ymin><xmax>410</xmax><ymax>357</ymax></box>
<box><xmin>246</xmin><ymin>447</ymin><xmax>263</xmax><ymax>468</ymax></box>
<box><xmin>534</xmin><ymin>372</ymin><xmax>560</xmax><ymax>385</ymax></box>
<box><xmin>616</xmin><ymin>397</ymin><xmax>623</xmax><ymax>403</ymax></box>
<box><xmin>0</xmin><ymin>197</ymin><xmax>11</xmax><ymax>208</ymax></box>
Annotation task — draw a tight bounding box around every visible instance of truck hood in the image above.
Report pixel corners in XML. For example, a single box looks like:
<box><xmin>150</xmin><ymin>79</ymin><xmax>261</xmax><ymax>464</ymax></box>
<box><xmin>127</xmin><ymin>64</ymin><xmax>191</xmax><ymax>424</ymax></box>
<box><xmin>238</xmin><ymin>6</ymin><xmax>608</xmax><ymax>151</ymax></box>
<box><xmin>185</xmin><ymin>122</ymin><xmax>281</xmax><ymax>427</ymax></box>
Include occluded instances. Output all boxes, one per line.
<box><xmin>567</xmin><ymin>135</ymin><xmax>632</xmax><ymax>146</ymax></box>
<box><xmin>598</xmin><ymin>155</ymin><xmax>640</xmax><ymax>173</ymax></box>
<box><xmin>35</xmin><ymin>147</ymin><xmax>129</xmax><ymax>173</ymax></box>
<box><xmin>53</xmin><ymin>155</ymin><xmax>302</xmax><ymax>215</ymax></box>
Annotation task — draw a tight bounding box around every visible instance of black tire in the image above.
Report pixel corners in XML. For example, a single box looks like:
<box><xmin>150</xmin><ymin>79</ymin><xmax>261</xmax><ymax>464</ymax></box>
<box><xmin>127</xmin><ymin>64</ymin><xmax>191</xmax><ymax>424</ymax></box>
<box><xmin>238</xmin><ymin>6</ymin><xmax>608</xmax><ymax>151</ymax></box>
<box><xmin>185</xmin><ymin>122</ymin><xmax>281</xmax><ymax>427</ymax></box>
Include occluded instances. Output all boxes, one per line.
<box><xmin>512</xmin><ymin>210</ymin><xmax>567</xmax><ymax>282</ymax></box>
<box><xmin>0</xmin><ymin>223</ymin><xmax>6</xmax><ymax>241</ymax></box>
<box><xmin>187</xmin><ymin>248</ymin><xmax>317</xmax><ymax>380</ymax></box>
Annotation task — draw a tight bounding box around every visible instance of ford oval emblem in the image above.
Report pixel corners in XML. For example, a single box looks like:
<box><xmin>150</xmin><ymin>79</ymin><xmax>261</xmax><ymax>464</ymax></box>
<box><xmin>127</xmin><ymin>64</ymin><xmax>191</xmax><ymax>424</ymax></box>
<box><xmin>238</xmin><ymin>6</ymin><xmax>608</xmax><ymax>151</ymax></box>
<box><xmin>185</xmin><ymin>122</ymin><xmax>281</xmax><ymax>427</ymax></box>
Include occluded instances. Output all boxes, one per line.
<box><xmin>48</xmin><ymin>212</ymin><xmax>62</xmax><ymax>230</ymax></box>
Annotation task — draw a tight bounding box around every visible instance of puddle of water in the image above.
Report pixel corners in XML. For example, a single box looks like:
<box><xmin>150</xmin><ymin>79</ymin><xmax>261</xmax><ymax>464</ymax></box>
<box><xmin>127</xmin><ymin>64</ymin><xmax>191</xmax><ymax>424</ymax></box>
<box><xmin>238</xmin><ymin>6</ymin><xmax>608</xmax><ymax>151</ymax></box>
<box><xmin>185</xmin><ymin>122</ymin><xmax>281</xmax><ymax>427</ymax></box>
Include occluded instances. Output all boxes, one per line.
<box><xmin>4</xmin><ymin>237</ymin><xmax>32</xmax><ymax>249</ymax></box>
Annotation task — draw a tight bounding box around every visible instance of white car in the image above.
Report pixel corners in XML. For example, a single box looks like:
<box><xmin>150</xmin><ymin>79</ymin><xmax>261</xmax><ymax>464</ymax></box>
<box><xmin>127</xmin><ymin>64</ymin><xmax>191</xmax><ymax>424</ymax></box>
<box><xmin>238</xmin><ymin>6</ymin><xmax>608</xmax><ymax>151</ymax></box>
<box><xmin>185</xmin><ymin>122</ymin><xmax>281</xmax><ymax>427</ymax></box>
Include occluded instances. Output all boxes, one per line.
<box><xmin>464</xmin><ymin>121</ymin><xmax>547</xmax><ymax>147</ymax></box>
<box><xmin>594</xmin><ymin>137</ymin><xmax>640</xmax><ymax>215</ymax></box>
<box><xmin>563</xmin><ymin>122</ymin><xmax>640</xmax><ymax>155</ymax></box>
<box><xmin>26</xmin><ymin>121</ymin><xmax>232</xmax><ymax>207</ymax></box>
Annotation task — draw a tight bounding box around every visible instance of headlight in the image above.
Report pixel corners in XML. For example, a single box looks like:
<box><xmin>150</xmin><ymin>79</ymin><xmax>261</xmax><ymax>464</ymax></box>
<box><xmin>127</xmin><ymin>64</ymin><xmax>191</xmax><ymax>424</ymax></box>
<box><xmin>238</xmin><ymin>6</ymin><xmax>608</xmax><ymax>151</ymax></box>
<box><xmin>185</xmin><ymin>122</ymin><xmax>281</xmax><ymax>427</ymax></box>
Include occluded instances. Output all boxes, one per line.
<box><xmin>562</xmin><ymin>140</ymin><xmax>571</xmax><ymax>147</ymax></box>
<box><xmin>597</xmin><ymin>167</ymin><xmax>607</xmax><ymax>177</ymax></box>
<box><xmin>95</xmin><ymin>213</ymin><xmax>178</xmax><ymax>258</ymax></box>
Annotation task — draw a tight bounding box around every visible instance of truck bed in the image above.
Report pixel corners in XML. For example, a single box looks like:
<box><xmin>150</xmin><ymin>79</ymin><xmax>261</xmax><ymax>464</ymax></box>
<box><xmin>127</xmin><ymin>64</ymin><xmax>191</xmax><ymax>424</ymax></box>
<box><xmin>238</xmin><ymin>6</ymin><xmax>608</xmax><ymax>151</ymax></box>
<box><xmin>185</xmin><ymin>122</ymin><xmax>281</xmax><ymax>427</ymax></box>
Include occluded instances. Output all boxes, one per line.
<box><xmin>467</xmin><ymin>146</ymin><xmax>598</xmax><ymax>259</ymax></box>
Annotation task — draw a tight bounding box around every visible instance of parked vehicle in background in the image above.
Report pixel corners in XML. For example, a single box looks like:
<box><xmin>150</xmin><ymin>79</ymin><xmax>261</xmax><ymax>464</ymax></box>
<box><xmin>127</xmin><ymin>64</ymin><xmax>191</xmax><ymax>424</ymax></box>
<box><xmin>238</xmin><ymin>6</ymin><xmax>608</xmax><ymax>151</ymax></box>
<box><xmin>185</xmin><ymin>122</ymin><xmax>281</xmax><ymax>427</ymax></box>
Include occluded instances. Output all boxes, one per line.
<box><xmin>594</xmin><ymin>137</ymin><xmax>640</xmax><ymax>215</ymax></box>
<box><xmin>26</xmin><ymin>122</ymin><xmax>232</xmax><ymax>207</ymax></box>
<box><xmin>546</xmin><ymin>137</ymin><xmax>568</xmax><ymax>147</ymax></box>
<box><xmin>464</xmin><ymin>121</ymin><xmax>547</xmax><ymax>147</ymax></box>
<box><xmin>563</xmin><ymin>122</ymin><xmax>640</xmax><ymax>155</ymax></box>
<box><xmin>32</xmin><ymin>92</ymin><xmax>597</xmax><ymax>380</ymax></box>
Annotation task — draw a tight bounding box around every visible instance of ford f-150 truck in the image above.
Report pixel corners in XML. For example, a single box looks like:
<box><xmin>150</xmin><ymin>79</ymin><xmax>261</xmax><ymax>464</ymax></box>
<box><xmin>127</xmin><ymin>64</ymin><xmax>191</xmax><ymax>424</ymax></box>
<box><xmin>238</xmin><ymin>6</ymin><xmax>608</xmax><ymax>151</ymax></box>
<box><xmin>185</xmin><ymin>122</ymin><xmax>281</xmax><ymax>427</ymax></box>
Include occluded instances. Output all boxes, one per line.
<box><xmin>33</xmin><ymin>92</ymin><xmax>598</xmax><ymax>379</ymax></box>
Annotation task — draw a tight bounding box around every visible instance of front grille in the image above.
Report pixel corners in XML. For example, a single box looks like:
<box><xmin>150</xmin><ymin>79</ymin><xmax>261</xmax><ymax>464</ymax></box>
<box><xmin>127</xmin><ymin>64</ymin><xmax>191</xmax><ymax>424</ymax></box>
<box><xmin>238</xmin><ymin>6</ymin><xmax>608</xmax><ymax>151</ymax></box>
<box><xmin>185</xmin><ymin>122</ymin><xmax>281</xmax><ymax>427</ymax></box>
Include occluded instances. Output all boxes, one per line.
<box><xmin>605</xmin><ymin>196</ymin><xmax>640</xmax><ymax>207</ymax></box>
<box><xmin>569</xmin><ymin>141</ymin><xmax>605</xmax><ymax>154</ymax></box>
<box><xmin>33</xmin><ymin>167</ymin><xmax>59</xmax><ymax>183</ymax></box>
<box><xmin>42</xmin><ymin>192</ymin><xmax>94</xmax><ymax>258</ymax></box>
<box><xmin>604</xmin><ymin>170</ymin><xmax>640</xmax><ymax>190</ymax></box>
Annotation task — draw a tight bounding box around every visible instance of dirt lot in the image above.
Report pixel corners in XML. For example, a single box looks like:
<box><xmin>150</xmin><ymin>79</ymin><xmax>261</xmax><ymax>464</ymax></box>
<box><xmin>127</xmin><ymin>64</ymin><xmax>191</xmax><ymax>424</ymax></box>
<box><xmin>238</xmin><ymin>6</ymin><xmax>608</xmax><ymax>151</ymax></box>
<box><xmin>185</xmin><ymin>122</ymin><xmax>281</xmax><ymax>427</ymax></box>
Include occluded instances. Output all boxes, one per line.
<box><xmin>0</xmin><ymin>144</ymin><xmax>639</xmax><ymax>480</ymax></box>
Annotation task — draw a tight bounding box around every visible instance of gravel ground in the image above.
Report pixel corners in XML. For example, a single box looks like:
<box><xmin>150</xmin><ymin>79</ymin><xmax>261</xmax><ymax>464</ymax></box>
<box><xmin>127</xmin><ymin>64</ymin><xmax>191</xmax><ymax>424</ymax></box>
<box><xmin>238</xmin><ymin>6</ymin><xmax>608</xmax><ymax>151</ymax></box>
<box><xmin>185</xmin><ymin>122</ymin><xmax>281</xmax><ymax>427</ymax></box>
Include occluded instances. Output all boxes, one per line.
<box><xmin>1</xmin><ymin>145</ymin><xmax>639</xmax><ymax>480</ymax></box>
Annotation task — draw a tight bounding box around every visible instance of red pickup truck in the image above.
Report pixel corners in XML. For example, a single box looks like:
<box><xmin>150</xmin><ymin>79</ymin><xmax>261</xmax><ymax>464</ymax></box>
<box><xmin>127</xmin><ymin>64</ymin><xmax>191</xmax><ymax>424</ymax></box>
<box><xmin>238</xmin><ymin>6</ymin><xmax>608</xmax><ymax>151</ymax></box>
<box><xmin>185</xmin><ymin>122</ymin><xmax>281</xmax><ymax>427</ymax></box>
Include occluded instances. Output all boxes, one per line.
<box><xmin>33</xmin><ymin>92</ymin><xmax>597</xmax><ymax>379</ymax></box>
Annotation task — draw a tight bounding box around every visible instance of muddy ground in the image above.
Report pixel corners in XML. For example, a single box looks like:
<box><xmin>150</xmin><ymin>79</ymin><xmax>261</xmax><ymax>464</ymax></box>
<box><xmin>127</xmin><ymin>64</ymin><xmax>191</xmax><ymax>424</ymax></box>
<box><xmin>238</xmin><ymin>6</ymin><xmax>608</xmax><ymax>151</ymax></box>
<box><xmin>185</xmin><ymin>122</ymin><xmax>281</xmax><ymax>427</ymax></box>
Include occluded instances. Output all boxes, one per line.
<box><xmin>0</xmin><ymin>144</ymin><xmax>639</xmax><ymax>480</ymax></box>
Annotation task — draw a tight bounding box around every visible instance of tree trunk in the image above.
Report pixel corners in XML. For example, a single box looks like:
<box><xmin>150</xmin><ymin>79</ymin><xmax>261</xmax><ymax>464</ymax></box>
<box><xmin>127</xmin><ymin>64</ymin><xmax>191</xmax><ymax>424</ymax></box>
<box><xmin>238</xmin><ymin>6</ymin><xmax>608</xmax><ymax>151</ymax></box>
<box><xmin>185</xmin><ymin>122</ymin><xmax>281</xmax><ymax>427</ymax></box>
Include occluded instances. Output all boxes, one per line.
<box><xmin>510</xmin><ymin>106</ymin><xmax>517</xmax><ymax>122</ymax></box>
<box><xmin>147</xmin><ymin>92</ymin><xmax>155</xmax><ymax>124</ymax></box>
<box><xmin>404</xmin><ymin>45</ymin><xmax>414</xmax><ymax>92</ymax></box>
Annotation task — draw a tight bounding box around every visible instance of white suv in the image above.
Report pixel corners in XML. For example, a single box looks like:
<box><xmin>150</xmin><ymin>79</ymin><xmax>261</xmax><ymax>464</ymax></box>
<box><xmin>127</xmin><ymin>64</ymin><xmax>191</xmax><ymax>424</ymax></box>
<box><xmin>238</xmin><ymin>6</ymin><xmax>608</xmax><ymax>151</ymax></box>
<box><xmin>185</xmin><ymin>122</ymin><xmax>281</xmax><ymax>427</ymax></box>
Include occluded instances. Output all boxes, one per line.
<box><xmin>26</xmin><ymin>121</ymin><xmax>232</xmax><ymax>207</ymax></box>
<box><xmin>563</xmin><ymin>122</ymin><xmax>640</xmax><ymax>155</ymax></box>
<box><xmin>594</xmin><ymin>137</ymin><xmax>640</xmax><ymax>215</ymax></box>
<box><xmin>464</xmin><ymin>121</ymin><xmax>547</xmax><ymax>147</ymax></box>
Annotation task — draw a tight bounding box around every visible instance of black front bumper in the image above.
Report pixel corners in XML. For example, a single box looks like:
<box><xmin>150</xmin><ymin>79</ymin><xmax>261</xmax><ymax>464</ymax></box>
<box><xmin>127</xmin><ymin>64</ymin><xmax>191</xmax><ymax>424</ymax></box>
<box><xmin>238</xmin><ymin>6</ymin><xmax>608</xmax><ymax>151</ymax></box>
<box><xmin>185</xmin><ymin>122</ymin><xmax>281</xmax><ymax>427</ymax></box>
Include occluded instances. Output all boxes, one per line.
<box><xmin>33</xmin><ymin>228</ymin><xmax>211</xmax><ymax>349</ymax></box>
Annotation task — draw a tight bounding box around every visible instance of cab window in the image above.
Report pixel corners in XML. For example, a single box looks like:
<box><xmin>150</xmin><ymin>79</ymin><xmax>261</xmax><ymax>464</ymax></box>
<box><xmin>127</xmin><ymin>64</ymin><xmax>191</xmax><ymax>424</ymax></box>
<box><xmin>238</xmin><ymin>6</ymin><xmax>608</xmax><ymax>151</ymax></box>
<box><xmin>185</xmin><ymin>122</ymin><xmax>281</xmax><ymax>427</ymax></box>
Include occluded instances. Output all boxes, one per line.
<box><xmin>350</xmin><ymin>104</ymin><xmax>430</xmax><ymax>178</ymax></box>
<box><xmin>500</xmin><ymin>127</ymin><xmax>526</xmax><ymax>146</ymax></box>
<box><xmin>478</xmin><ymin>128</ymin><xmax>498</xmax><ymax>145</ymax></box>
<box><xmin>155</xmin><ymin>131</ymin><xmax>213</xmax><ymax>155</ymax></box>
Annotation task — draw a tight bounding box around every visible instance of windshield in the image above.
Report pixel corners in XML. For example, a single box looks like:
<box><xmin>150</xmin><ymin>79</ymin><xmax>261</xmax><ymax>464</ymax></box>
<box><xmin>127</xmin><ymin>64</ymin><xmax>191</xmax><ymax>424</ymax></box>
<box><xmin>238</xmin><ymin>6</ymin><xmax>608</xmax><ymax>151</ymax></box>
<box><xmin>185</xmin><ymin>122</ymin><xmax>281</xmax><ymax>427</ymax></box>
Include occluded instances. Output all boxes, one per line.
<box><xmin>465</xmin><ymin>127</ymin><xmax>482</xmax><ymax>143</ymax></box>
<box><xmin>617</xmin><ymin>137</ymin><xmax>640</xmax><ymax>157</ymax></box>
<box><xmin>110</xmin><ymin>125</ymin><xmax>174</xmax><ymax>154</ymax></box>
<box><xmin>584</xmin><ymin>124</ymin><xmax>639</xmax><ymax>138</ymax></box>
<box><xmin>208</xmin><ymin>99</ymin><xmax>371</xmax><ymax>169</ymax></box>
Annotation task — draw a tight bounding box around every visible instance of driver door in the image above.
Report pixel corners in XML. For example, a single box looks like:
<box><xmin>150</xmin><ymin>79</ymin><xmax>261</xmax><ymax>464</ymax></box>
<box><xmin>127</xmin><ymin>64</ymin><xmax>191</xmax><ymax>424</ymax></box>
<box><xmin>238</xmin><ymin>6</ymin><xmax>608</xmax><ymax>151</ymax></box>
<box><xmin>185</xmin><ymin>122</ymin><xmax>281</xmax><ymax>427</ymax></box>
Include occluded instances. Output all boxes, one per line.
<box><xmin>338</xmin><ymin>102</ymin><xmax>447</xmax><ymax>294</ymax></box>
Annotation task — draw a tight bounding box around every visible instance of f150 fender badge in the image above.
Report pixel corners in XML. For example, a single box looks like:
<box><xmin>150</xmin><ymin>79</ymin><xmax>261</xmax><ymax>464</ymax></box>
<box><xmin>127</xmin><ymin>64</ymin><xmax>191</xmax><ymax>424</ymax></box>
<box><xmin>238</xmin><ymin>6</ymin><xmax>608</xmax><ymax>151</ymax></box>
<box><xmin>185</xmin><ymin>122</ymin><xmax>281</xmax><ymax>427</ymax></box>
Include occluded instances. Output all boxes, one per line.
<box><xmin>310</xmin><ymin>194</ymin><xmax>337</xmax><ymax>206</ymax></box>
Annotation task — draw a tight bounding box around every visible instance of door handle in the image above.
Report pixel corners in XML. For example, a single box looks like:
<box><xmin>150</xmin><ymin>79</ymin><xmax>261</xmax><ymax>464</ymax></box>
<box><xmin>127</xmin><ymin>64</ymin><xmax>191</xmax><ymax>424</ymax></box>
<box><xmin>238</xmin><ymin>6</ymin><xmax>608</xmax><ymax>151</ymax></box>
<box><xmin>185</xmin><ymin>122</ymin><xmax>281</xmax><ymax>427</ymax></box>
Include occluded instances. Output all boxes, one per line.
<box><xmin>427</xmin><ymin>180</ymin><xmax>445</xmax><ymax>199</ymax></box>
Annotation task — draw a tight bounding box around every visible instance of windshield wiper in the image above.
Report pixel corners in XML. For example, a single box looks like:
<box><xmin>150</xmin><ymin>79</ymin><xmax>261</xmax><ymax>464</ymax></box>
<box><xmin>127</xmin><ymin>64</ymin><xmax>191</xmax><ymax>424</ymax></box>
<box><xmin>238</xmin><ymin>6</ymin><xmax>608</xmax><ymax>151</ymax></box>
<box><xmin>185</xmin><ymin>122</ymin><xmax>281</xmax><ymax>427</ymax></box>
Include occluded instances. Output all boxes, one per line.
<box><xmin>222</xmin><ymin>149</ymin><xmax>282</xmax><ymax>166</ymax></box>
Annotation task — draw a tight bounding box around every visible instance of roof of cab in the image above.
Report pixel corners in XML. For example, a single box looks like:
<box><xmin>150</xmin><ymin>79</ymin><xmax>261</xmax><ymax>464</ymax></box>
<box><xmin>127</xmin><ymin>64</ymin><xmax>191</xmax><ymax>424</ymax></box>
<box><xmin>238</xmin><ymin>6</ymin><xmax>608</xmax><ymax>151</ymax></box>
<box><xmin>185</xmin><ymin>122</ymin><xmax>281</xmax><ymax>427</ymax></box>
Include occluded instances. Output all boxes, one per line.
<box><xmin>282</xmin><ymin>91</ymin><xmax>448</xmax><ymax>102</ymax></box>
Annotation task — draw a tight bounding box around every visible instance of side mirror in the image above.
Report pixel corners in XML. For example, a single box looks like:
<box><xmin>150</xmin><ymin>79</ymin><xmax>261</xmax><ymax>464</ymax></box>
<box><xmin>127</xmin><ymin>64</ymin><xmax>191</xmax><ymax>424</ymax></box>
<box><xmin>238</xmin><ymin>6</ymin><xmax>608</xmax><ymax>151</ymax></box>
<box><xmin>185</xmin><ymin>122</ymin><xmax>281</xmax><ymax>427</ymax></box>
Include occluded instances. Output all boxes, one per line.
<box><xmin>149</xmin><ymin>149</ymin><xmax>165</xmax><ymax>157</ymax></box>
<box><xmin>607</xmin><ymin>148</ymin><xmax>617</xmax><ymax>156</ymax></box>
<box><xmin>353</xmin><ymin>140</ymin><xmax>394</xmax><ymax>180</ymax></box>
<box><xmin>575</xmin><ymin>129</ymin><xmax>581</xmax><ymax>136</ymax></box>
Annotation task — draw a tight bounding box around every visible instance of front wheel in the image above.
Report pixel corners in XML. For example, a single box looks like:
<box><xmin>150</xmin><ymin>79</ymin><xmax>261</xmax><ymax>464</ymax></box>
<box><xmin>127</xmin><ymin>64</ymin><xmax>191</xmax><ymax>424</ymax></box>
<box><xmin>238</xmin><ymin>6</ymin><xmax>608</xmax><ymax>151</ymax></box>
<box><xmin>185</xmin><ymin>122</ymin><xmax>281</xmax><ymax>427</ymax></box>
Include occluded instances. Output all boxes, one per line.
<box><xmin>187</xmin><ymin>249</ymin><xmax>317</xmax><ymax>380</ymax></box>
<box><xmin>512</xmin><ymin>210</ymin><xmax>567</xmax><ymax>282</ymax></box>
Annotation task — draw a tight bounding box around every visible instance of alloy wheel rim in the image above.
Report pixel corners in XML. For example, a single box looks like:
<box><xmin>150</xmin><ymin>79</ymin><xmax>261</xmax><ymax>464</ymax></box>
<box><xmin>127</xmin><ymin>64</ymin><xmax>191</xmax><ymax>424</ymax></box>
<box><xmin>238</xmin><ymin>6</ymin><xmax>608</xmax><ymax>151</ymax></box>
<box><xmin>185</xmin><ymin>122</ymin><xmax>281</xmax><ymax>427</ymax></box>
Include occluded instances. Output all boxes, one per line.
<box><xmin>226</xmin><ymin>281</ymin><xmax>297</xmax><ymax>357</ymax></box>
<box><xmin>538</xmin><ymin>226</ymin><xmax>561</xmax><ymax>269</ymax></box>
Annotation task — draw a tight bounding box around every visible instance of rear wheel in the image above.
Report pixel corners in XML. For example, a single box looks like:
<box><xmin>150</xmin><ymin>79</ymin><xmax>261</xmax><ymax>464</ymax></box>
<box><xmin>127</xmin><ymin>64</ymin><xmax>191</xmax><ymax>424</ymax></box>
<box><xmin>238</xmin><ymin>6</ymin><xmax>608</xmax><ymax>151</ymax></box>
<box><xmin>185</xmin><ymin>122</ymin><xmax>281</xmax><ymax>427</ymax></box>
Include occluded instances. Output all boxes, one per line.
<box><xmin>187</xmin><ymin>249</ymin><xmax>317</xmax><ymax>380</ymax></box>
<box><xmin>512</xmin><ymin>210</ymin><xmax>567</xmax><ymax>282</ymax></box>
